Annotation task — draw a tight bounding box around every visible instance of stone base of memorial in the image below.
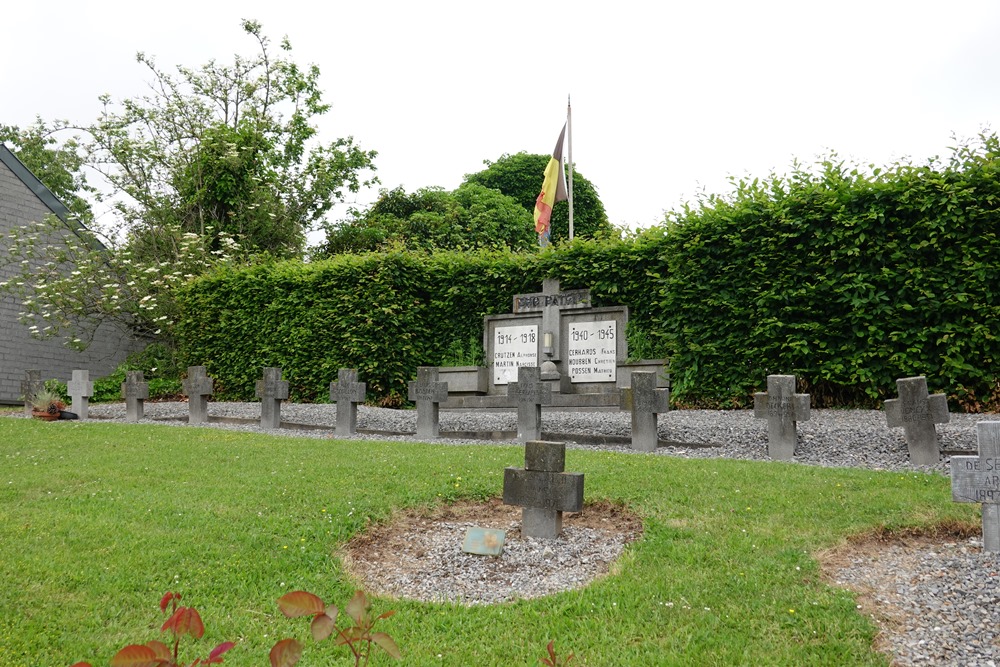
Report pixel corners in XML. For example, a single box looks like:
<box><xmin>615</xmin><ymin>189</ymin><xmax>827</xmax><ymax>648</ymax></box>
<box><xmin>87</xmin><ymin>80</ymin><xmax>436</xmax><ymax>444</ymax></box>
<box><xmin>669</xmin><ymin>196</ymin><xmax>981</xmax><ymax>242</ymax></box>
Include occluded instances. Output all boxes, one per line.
<box><xmin>436</xmin><ymin>366</ymin><xmax>488</xmax><ymax>395</ymax></box>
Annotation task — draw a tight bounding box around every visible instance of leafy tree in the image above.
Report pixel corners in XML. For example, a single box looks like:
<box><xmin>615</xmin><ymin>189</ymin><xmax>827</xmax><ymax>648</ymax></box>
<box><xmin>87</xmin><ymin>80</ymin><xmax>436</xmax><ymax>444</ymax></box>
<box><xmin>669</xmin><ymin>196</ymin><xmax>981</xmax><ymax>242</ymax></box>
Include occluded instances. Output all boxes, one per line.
<box><xmin>315</xmin><ymin>183</ymin><xmax>535</xmax><ymax>255</ymax></box>
<box><xmin>0</xmin><ymin>117</ymin><xmax>94</xmax><ymax>225</ymax></box>
<box><xmin>87</xmin><ymin>19</ymin><xmax>377</xmax><ymax>258</ymax></box>
<box><xmin>463</xmin><ymin>152</ymin><xmax>612</xmax><ymax>243</ymax></box>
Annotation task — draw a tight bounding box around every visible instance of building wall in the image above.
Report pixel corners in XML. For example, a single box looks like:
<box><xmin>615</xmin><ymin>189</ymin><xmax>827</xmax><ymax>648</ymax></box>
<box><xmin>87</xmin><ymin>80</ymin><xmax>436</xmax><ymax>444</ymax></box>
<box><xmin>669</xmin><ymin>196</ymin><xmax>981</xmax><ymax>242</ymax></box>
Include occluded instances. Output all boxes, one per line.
<box><xmin>0</xmin><ymin>156</ymin><xmax>141</xmax><ymax>403</ymax></box>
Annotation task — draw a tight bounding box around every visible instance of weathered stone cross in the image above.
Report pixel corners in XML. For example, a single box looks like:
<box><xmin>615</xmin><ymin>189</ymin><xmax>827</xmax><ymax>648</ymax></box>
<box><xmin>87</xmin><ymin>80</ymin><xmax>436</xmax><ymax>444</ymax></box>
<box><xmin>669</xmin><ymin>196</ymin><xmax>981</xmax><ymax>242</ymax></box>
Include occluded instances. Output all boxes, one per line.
<box><xmin>67</xmin><ymin>369</ymin><xmax>94</xmax><ymax>420</ymax></box>
<box><xmin>20</xmin><ymin>369</ymin><xmax>43</xmax><ymax>417</ymax></box>
<box><xmin>182</xmin><ymin>366</ymin><xmax>214</xmax><ymax>425</ymax></box>
<box><xmin>122</xmin><ymin>371</ymin><xmax>149</xmax><ymax>422</ymax></box>
<box><xmin>330</xmin><ymin>368</ymin><xmax>366</xmax><ymax>436</ymax></box>
<box><xmin>408</xmin><ymin>366</ymin><xmax>449</xmax><ymax>439</ymax></box>
<box><xmin>753</xmin><ymin>374</ymin><xmax>811</xmax><ymax>460</ymax></box>
<box><xmin>512</xmin><ymin>278</ymin><xmax>591</xmax><ymax>361</ymax></box>
<box><xmin>951</xmin><ymin>421</ymin><xmax>1000</xmax><ymax>552</ymax></box>
<box><xmin>507</xmin><ymin>365</ymin><xmax>552</xmax><ymax>443</ymax></box>
<box><xmin>885</xmin><ymin>375</ymin><xmax>949</xmax><ymax>466</ymax></box>
<box><xmin>620</xmin><ymin>371</ymin><xmax>670</xmax><ymax>452</ymax></box>
<box><xmin>255</xmin><ymin>367</ymin><xmax>289</xmax><ymax>429</ymax></box>
<box><xmin>503</xmin><ymin>440</ymin><xmax>584</xmax><ymax>539</ymax></box>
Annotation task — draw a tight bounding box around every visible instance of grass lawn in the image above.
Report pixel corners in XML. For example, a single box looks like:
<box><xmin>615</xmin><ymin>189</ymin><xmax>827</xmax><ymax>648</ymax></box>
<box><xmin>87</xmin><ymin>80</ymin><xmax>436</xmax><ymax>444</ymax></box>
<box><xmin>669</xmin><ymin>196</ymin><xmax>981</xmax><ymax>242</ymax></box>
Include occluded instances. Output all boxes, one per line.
<box><xmin>0</xmin><ymin>417</ymin><xmax>978</xmax><ymax>666</ymax></box>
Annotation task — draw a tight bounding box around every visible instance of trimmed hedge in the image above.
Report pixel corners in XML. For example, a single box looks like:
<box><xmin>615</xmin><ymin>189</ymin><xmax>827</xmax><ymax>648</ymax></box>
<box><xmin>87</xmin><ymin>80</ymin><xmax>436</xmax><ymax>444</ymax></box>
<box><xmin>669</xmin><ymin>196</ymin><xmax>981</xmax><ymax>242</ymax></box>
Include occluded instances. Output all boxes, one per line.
<box><xmin>177</xmin><ymin>134</ymin><xmax>1000</xmax><ymax>410</ymax></box>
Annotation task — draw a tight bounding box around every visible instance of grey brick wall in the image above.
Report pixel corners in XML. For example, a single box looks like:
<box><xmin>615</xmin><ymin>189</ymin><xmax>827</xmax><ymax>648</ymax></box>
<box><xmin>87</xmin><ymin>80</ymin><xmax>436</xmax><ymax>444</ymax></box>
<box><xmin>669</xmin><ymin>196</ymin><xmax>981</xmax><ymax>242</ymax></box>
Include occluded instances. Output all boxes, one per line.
<box><xmin>0</xmin><ymin>157</ymin><xmax>143</xmax><ymax>404</ymax></box>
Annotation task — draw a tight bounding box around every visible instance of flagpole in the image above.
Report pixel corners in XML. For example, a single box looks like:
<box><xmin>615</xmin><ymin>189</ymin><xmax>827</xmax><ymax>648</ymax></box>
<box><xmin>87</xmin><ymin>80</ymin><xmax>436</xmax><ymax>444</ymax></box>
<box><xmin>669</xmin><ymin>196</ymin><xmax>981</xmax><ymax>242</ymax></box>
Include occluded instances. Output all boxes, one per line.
<box><xmin>567</xmin><ymin>95</ymin><xmax>574</xmax><ymax>241</ymax></box>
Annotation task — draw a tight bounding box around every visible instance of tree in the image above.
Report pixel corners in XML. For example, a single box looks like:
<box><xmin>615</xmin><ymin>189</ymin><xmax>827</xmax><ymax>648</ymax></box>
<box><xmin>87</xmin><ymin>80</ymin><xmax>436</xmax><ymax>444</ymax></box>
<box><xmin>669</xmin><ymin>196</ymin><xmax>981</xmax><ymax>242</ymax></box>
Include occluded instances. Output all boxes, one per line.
<box><xmin>463</xmin><ymin>152</ymin><xmax>612</xmax><ymax>243</ymax></box>
<box><xmin>87</xmin><ymin>19</ymin><xmax>377</xmax><ymax>258</ymax></box>
<box><xmin>314</xmin><ymin>183</ymin><xmax>535</xmax><ymax>256</ymax></box>
<box><xmin>0</xmin><ymin>118</ymin><xmax>94</xmax><ymax>225</ymax></box>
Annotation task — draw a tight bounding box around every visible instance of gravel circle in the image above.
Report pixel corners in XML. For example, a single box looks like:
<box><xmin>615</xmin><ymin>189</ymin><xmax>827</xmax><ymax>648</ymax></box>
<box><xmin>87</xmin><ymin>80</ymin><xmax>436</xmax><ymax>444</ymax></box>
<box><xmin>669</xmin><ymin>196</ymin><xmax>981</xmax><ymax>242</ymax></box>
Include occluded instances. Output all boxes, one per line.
<box><xmin>36</xmin><ymin>402</ymin><xmax>1000</xmax><ymax>664</ymax></box>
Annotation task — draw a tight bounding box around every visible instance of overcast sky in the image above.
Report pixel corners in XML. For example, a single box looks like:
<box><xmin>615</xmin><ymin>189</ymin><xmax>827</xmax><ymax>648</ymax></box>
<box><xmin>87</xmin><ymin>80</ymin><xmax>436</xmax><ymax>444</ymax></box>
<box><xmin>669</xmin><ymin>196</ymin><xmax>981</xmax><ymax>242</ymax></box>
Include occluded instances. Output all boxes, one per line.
<box><xmin>4</xmin><ymin>1</ymin><xmax>1000</xmax><ymax>237</ymax></box>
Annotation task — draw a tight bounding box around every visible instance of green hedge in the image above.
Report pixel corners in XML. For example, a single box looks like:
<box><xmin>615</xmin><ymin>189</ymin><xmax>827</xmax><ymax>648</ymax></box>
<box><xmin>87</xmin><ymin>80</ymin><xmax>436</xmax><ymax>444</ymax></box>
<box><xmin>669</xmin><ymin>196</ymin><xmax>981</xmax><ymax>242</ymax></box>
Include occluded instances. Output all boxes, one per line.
<box><xmin>176</xmin><ymin>134</ymin><xmax>1000</xmax><ymax>410</ymax></box>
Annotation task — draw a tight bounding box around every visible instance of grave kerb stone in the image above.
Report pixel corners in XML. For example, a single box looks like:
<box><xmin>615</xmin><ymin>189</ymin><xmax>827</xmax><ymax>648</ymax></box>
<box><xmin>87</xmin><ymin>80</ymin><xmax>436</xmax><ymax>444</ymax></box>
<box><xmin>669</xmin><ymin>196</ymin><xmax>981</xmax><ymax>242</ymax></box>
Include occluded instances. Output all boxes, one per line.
<box><xmin>182</xmin><ymin>366</ymin><xmax>215</xmax><ymax>425</ymax></box>
<box><xmin>951</xmin><ymin>421</ymin><xmax>1000</xmax><ymax>552</ymax></box>
<box><xmin>408</xmin><ymin>366</ymin><xmax>449</xmax><ymax>439</ymax></box>
<box><xmin>884</xmin><ymin>375</ymin><xmax>950</xmax><ymax>466</ymax></box>
<box><xmin>67</xmin><ymin>369</ymin><xmax>94</xmax><ymax>420</ymax></box>
<box><xmin>122</xmin><ymin>371</ymin><xmax>150</xmax><ymax>422</ymax></box>
<box><xmin>20</xmin><ymin>369</ymin><xmax>43</xmax><ymax>417</ymax></box>
<box><xmin>255</xmin><ymin>367</ymin><xmax>289</xmax><ymax>429</ymax></box>
<box><xmin>502</xmin><ymin>440</ymin><xmax>585</xmax><ymax>539</ymax></box>
<box><xmin>753</xmin><ymin>374</ymin><xmax>811</xmax><ymax>461</ymax></box>
<box><xmin>619</xmin><ymin>371</ymin><xmax>670</xmax><ymax>452</ymax></box>
<box><xmin>330</xmin><ymin>369</ymin><xmax>366</xmax><ymax>436</ymax></box>
<box><xmin>507</xmin><ymin>365</ymin><xmax>552</xmax><ymax>443</ymax></box>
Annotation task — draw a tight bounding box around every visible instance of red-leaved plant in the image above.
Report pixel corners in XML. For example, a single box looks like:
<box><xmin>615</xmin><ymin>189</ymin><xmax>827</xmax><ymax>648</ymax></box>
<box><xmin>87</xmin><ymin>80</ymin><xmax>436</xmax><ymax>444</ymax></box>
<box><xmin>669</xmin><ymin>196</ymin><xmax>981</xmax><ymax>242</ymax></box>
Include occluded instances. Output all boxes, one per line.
<box><xmin>70</xmin><ymin>591</ymin><xmax>235</xmax><ymax>667</ymax></box>
<box><xmin>540</xmin><ymin>640</ymin><xmax>575</xmax><ymax>666</ymax></box>
<box><xmin>271</xmin><ymin>589</ymin><xmax>400</xmax><ymax>667</ymax></box>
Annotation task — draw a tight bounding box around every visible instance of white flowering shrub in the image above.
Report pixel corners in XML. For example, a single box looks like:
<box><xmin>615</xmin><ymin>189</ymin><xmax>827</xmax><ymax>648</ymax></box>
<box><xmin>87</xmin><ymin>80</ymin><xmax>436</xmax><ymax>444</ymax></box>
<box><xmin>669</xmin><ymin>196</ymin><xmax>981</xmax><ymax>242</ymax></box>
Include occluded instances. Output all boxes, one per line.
<box><xmin>0</xmin><ymin>214</ymin><xmax>239</xmax><ymax>350</ymax></box>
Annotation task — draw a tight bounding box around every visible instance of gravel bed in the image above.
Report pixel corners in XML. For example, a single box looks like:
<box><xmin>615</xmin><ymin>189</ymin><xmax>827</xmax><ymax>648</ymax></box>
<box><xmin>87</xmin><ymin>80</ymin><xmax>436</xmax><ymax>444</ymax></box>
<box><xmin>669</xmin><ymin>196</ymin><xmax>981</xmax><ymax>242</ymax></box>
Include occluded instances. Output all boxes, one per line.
<box><xmin>30</xmin><ymin>402</ymin><xmax>1000</xmax><ymax>664</ymax></box>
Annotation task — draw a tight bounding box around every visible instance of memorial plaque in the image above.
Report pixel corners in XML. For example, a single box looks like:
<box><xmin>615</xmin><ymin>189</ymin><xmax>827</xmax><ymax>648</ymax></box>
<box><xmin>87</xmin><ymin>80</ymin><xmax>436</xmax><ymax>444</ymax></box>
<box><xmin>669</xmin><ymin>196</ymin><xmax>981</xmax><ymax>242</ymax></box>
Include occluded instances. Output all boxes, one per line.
<box><xmin>493</xmin><ymin>325</ymin><xmax>538</xmax><ymax>385</ymax></box>
<box><xmin>462</xmin><ymin>527</ymin><xmax>506</xmax><ymax>556</ymax></box>
<box><xmin>567</xmin><ymin>320</ymin><xmax>617</xmax><ymax>383</ymax></box>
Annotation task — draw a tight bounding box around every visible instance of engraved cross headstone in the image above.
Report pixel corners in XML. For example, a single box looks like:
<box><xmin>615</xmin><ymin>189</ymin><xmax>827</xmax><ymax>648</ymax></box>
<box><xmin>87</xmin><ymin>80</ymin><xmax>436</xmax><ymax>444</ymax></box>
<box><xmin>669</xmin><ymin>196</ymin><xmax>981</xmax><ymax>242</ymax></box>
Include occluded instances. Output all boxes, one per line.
<box><xmin>20</xmin><ymin>369</ymin><xmax>43</xmax><ymax>417</ymax></box>
<box><xmin>619</xmin><ymin>371</ymin><xmax>670</xmax><ymax>452</ymax></box>
<box><xmin>182</xmin><ymin>366</ymin><xmax>214</xmax><ymax>425</ymax></box>
<box><xmin>67</xmin><ymin>369</ymin><xmax>94</xmax><ymax>420</ymax></box>
<box><xmin>753</xmin><ymin>374</ymin><xmax>811</xmax><ymax>460</ymax></box>
<box><xmin>329</xmin><ymin>368</ymin><xmax>366</xmax><ymax>436</ymax></box>
<box><xmin>122</xmin><ymin>371</ymin><xmax>149</xmax><ymax>422</ymax></box>
<box><xmin>507</xmin><ymin>365</ymin><xmax>552</xmax><ymax>443</ymax></box>
<box><xmin>512</xmin><ymin>278</ymin><xmax>591</xmax><ymax>362</ymax></box>
<box><xmin>503</xmin><ymin>440</ymin><xmax>585</xmax><ymax>539</ymax></box>
<box><xmin>408</xmin><ymin>366</ymin><xmax>449</xmax><ymax>439</ymax></box>
<box><xmin>885</xmin><ymin>376</ymin><xmax>950</xmax><ymax>466</ymax></box>
<box><xmin>951</xmin><ymin>421</ymin><xmax>1000</xmax><ymax>552</ymax></box>
<box><xmin>255</xmin><ymin>367</ymin><xmax>289</xmax><ymax>429</ymax></box>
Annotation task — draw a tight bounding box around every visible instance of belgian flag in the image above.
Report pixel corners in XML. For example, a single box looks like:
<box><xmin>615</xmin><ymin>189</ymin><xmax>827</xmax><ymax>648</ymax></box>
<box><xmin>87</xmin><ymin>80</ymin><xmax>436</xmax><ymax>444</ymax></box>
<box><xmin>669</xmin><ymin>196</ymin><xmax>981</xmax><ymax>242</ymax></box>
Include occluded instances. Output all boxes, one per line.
<box><xmin>533</xmin><ymin>123</ymin><xmax>568</xmax><ymax>246</ymax></box>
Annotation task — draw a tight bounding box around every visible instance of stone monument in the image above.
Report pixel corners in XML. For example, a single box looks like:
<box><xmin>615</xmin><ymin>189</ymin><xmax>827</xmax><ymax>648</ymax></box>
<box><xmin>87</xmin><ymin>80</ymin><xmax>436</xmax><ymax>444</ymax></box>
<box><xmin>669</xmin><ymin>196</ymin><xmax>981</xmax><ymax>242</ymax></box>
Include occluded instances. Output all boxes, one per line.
<box><xmin>67</xmin><ymin>369</ymin><xmax>94</xmax><ymax>420</ymax></box>
<box><xmin>330</xmin><ymin>368</ymin><xmax>366</xmax><ymax>436</ymax></box>
<box><xmin>884</xmin><ymin>376</ymin><xmax>949</xmax><ymax>466</ymax></box>
<box><xmin>255</xmin><ymin>367</ymin><xmax>289</xmax><ymax>429</ymax></box>
<box><xmin>753</xmin><ymin>374</ymin><xmax>811</xmax><ymax>460</ymax></box>
<box><xmin>182</xmin><ymin>366</ymin><xmax>214</xmax><ymax>425</ymax></box>
<box><xmin>408</xmin><ymin>366</ymin><xmax>449</xmax><ymax>439</ymax></box>
<box><xmin>503</xmin><ymin>440</ymin><xmax>584</xmax><ymax>539</ymax></box>
<box><xmin>951</xmin><ymin>421</ymin><xmax>1000</xmax><ymax>552</ymax></box>
<box><xmin>620</xmin><ymin>371</ymin><xmax>670</xmax><ymax>452</ymax></box>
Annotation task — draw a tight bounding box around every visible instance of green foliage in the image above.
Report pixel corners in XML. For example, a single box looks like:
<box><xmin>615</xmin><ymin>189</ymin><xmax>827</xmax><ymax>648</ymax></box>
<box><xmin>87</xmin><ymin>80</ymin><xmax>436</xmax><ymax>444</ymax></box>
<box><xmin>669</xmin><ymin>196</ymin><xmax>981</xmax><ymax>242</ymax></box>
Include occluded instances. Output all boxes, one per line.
<box><xmin>88</xmin><ymin>19</ymin><xmax>377</xmax><ymax>259</ymax></box>
<box><xmin>92</xmin><ymin>343</ymin><xmax>184</xmax><ymax>402</ymax></box>
<box><xmin>464</xmin><ymin>152</ymin><xmax>612</xmax><ymax>243</ymax></box>
<box><xmin>0</xmin><ymin>117</ymin><xmax>95</xmax><ymax>225</ymax></box>
<box><xmin>314</xmin><ymin>183</ymin><xmax>535</xmax><ymax>256</ymax></box>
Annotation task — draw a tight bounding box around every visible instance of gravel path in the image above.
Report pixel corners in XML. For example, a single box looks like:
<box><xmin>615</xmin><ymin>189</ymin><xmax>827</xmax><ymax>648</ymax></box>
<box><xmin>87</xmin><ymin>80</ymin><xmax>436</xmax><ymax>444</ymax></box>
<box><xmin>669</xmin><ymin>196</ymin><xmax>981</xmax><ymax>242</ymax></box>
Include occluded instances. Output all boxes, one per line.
<box><xmin>47</xmin><ymin>403</ymin><xmax>1000</xmax><ymax>664</ymax></box>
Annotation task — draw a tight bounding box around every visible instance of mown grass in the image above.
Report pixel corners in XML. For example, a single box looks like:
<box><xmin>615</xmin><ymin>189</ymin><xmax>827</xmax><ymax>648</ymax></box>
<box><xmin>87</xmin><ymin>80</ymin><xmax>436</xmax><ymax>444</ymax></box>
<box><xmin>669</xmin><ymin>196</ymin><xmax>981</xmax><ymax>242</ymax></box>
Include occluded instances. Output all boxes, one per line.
<box><xmin>0</xmin><ymin>417</ymin><xmax>978</xmax><ymax>666</ymax></box>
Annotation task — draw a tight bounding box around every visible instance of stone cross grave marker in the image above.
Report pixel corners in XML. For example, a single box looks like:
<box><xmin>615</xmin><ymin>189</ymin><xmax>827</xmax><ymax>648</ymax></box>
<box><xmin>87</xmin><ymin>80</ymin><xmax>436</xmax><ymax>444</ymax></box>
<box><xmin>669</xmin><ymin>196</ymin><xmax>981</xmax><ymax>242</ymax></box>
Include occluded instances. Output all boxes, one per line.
<box><xmin>951</xmin><ymin>421</ymin><xmax>1000</xmax><ymax>552</ymax></box>
<box><xmin>122</xmin><ymin>371</ymin><xmax>149</xmax><ymax>422</ymax></box>
<box><xmin>182</xmin><ymin>366</ymin><xmax>214</xmax><ymax>425</ymax></box>
<box><xmin>885</xmin><ymin>376</ymin><xmax>950</xmax><ymax>466</ymax></box>
<box><xmin>330</xmin><ymin>368</ymin><xmax>366</xmax><ymax>436</ymax></box>
<box><xmin>20</xmin><ymin>369</ymin><xmax>43</xmax><ymax>417</ymax></box>
<box><xmin>507</xmin><ymin>365</ymin><xmax>552</xmax><ymax>443</ymax></box>
<box><xmin>255</xmin><ymin>367</ymin><xmax>289</xmax><ymax>429</ymax></box>
<box><xmin>67</xmin><ymin>370</ymin><xmax>94</xmax><ymax>420</ymax></box>
<box><xmin>619</xmin><ymin>371</ymin><xmax>670</xmax><ymax>452</ymax></box>
<box><xmin>503</xmin><ymin>440</ymin><xmax>584</xmax><ymax>539</ymax></box>
<box><xmin>753</xmin><ymin>374</ymin><xmax>811</xmax><ymax>460</ymax></box>
<box><xmin>512</xmin><ymin>278</ymin><xmax>591</xmax><ymax>362</ymax></box>
<box><xmin>408</xmin><ymin>366</ymin><xmax>449</xmax><ymax>439</ymax></box>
